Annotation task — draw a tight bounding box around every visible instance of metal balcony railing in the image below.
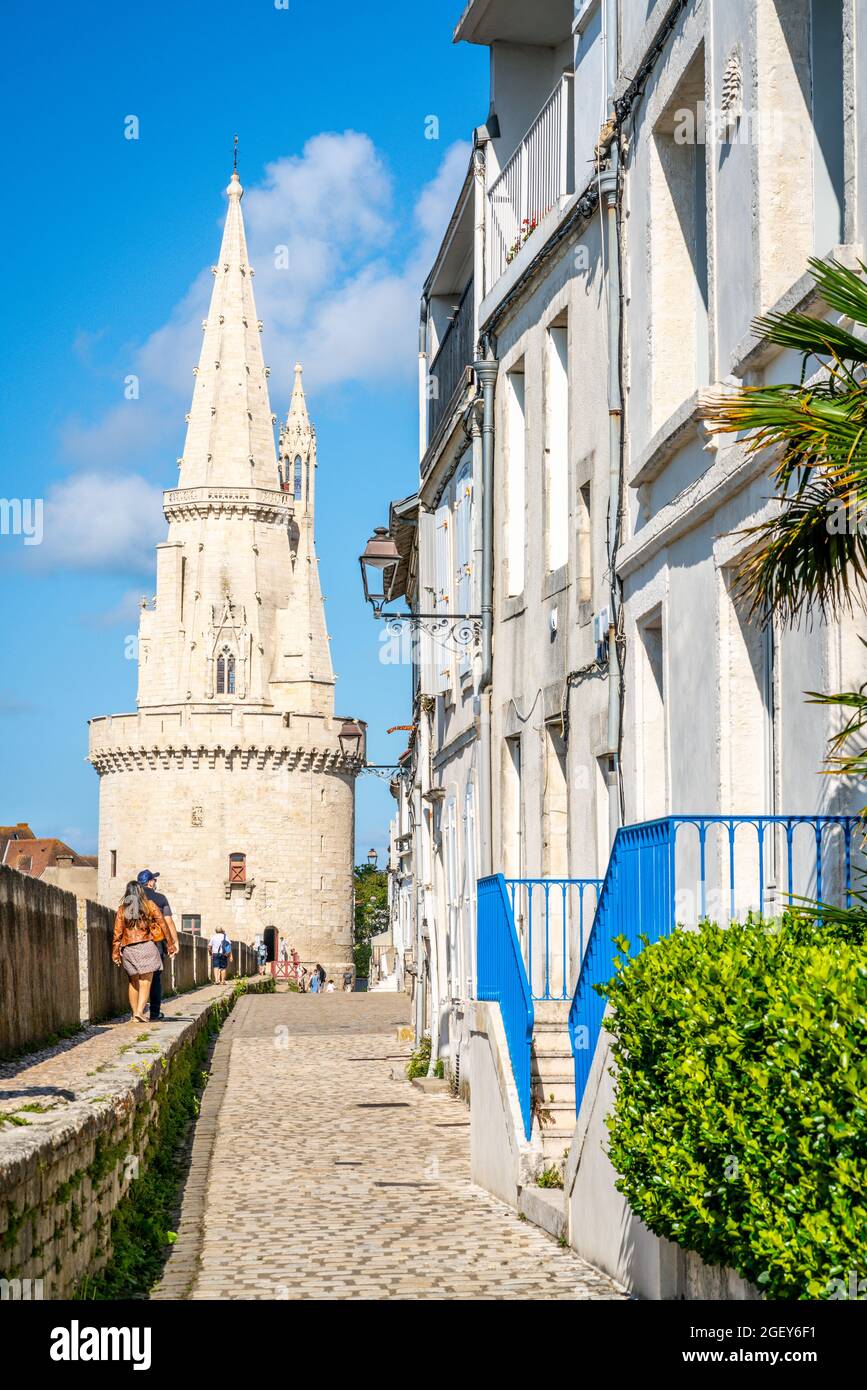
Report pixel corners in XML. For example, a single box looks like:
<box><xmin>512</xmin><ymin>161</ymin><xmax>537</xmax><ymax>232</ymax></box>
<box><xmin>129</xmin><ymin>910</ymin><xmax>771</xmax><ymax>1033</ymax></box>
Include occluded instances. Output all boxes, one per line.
<box><xmin>568</xmin><ymin>815</ymin><xmax>863</xmax><ymax>1117</ymax></box>
<box><xmin>505</xmin><ymin>877</ymin><xmax>602</xmax><ymax>1001</ymax></box>
<box><xmin>428</xmin><ymin>277</ymin><xmax>474</xmax><ymax>443</ymax></box>
<box><xmin>478</xmin><ymin>873</ymin><xmax>534</xmax><ymax>1139</ymax></box>
<box><xmin>486</xmin><ymin>72</ymin><xmax>574</xmax><ymax>289</ymax></box>
<box><xmin>478</xmin><ymin>814</ymin><xmax>863</xmax><ymax>1140</ymax></box>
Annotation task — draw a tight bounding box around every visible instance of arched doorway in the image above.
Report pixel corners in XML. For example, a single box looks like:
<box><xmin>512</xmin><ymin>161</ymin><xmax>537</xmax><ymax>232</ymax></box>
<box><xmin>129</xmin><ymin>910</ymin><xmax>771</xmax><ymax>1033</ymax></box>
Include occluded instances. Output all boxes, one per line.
<box><xmin>263</xmin><ymin>925</ymin><xmax>278</xmax><ymax>963</ymax></box>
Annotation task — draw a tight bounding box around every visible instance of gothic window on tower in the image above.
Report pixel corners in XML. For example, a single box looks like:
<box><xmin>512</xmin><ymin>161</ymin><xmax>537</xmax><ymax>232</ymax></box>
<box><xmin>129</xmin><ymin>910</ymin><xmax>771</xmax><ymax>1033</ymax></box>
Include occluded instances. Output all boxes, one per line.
<box><xmin>216</xmin><ymin>648</ymin><xmax>236</xmax><ymax>695</ymax></box>
<box><xmin>294</xmin><ymin>456</ymin><xmax>303</xmax><ymax>501</ymax></box>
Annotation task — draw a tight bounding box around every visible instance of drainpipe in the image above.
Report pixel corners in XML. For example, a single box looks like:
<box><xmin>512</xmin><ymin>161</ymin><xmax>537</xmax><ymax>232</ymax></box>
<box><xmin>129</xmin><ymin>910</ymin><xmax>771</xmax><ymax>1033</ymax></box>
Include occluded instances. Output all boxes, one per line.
<box><xmin>602</xmin><ymin>145</ymin><xmax>622</xmax><ymax>847</ymax></box>
<box><xmin>474</xmin><ymin>354</ymin><xmax>498</xmax><ymax>878</ymax></box>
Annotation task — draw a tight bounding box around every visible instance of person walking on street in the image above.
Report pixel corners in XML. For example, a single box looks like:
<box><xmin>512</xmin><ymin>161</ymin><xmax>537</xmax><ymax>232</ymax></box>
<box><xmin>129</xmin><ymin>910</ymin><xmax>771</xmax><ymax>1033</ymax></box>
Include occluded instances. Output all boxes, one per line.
<box><xmin>137</xmin><ymin>870</ymin><xmax>179</xmax><ymax>1021</ymax></box>
<box><xmin>257</xmin><ymin>939</ymin><xmax>268</xmax><ymax>976</ymax></box>
<box><xmin>112</xmin><ymin>881</ymin><xmax>167</xmax><ymax>1023</ymax></box>
<box><xmin>343</xmin><ymin>967</ymin><xmax>354</xmax><ymax>993</ymax></box>
<box><xmin>316</xmin><ymin>962</ymin><xmax>326</xmax><ymax>991</ymax></box>
<box><xmin>209</xmin><ymin>928</ymin><xmax>233</xmax><ymax>983</ymax></box>
<box><xmin>309</xmin><ymin>967</ymin><xmax>321</xmax><ymax>994</ymax></box>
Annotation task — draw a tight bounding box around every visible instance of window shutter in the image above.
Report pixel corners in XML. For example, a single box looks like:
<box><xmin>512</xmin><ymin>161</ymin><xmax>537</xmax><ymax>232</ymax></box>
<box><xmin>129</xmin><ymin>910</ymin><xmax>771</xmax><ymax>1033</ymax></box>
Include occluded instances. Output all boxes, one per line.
<box><xmin>419</xmin><ymin>510</ymin><xmax>438</xmax><ymax>696</ymax></box>
<box><xmin>455</xmin><ymin>461</ymin><xmax>473</xmax><ymax>675</ymax></box>
<box><xmin>435</xmin><ymin>502</ymin><xmax>452</xmax><ymax>694</ymax></box>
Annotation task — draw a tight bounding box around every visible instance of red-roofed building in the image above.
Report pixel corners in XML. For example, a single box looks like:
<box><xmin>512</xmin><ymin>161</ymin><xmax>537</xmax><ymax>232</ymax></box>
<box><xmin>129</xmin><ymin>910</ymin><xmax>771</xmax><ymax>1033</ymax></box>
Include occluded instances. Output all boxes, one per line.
<box><xmin>1</xmin><ymin>830</ymin><xmax>97</xmax><ymax>901</ymax></box>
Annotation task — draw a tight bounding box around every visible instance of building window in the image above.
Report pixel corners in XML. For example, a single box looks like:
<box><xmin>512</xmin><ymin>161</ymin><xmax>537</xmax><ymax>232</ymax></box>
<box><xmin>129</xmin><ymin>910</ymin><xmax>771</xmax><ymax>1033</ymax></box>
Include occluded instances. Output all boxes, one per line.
<box><xmin>505</xmin><ymin>365</ymin><xmax>526</xmax><ymax>597</ymax></box>
<box><xmin>542</xmin><ymin>722</ymin><xmax>569</xmax><ymax>878</ymax></box>
<box><xmin>651</xmin><ymin>47</ymin><xmax>709</xmax><ymax>424</ymax></box>
<box><xmin>638</xmin><ymin>608</ymin><xmax>667</xmax><ymax>821</ymax></box>
<box><xmin>434</xmin><ymin>501</ymin><xmax>453</xmax><ymax>695</ymax></box>
<box><xmin>453</xmin><ymin>456</ymin><xmax>474</xmax><ymax>676</ymax></box>
<box><xmin>110</xmin><ymin>850</ymin><xmax>117</xmax><ymax>878</ymax></box>
<box><xmin>577</xmin><ymin>480</ymin><xmax>592</xmax><ymax>605</ymax></box>
<box><xmin>503</xmin><ymin>736</ymin><xmax>523</xmax><ymax>879</ymax></box>
<box><xmin>182</xmin><ymin>914</ymin><xmax>202</xmax><ymax>935</ymax></box>
<box><xmin>216</xmin><ymin>649</ymin><xmax>236</xmax><ymax>695</ymax></box>
<box><xmin>229</xmin><ymin>853</ymin><xmax>246</xmax><ymax>884</ymax></box>
<box><xmin>545</xmin><ymin>322</ymin><xmax>569</xmax><ymax>572</ymax></box>
<box><xmin>811</xmin><ymin>0</ymin><xmax>844</xmax><ymax>252</ymax></box>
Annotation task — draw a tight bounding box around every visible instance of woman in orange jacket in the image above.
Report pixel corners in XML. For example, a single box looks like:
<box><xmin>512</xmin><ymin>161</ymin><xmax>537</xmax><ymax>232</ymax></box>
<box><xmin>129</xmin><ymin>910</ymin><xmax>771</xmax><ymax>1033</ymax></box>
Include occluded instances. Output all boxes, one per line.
<box><xmin>112</xmin><ymin>881</ymin><xmax>167</xmax><ymax>1023</ymax></box>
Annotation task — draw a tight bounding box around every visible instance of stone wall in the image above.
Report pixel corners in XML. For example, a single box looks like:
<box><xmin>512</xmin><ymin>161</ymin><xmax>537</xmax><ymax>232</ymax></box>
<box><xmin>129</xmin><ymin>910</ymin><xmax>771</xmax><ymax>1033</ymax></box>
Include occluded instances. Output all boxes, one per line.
<box><xmin>0</xmin><ymin>867</ymin><xmax>80</xmax><ymax>1060</ymax></box>
<box><xmin>2</xmin><ymin>868</ymin><xmax>260</xmax><ymax>1057</ymax></box>
<box><xmin>0</xmin><ymin>982</ymin><xmax>270</xmax><ymax>1299</ymax></box>
<box><xmin>83</xmin><ymin>899</ymin><xmax>127</xmax><ymax>1024</ymax></box>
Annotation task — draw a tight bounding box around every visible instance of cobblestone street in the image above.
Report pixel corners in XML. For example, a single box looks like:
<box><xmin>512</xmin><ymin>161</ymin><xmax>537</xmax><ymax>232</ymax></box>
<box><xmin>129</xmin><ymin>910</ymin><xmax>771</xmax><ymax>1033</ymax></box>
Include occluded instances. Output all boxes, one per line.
<box><xmin>155</xmin><ymin>992</ymin><xmax>626</xmax><ymax>1301</ymax></box>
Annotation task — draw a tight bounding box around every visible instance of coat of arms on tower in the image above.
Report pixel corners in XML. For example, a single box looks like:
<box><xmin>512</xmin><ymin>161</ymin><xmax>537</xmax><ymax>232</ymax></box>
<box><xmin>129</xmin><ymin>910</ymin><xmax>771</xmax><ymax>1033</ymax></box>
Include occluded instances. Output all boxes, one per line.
<box><xmin>191</xmin><ymin>805</ymin><xmax>204</xmax><ymax>827</ymax></box>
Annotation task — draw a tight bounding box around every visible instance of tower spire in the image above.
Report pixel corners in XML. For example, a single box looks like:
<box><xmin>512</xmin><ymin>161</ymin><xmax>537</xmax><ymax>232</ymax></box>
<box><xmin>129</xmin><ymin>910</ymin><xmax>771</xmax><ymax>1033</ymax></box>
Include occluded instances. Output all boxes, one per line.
<box><xmin>176</xmin><ymin>164</ymin><xmax>280</xmax><ymax>490</ymax></box>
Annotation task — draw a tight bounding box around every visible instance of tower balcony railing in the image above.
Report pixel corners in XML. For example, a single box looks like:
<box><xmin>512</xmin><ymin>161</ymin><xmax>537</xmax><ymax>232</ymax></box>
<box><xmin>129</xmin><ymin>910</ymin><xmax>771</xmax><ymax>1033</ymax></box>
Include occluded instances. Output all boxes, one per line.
<box><xmin>478</xmin><ymin>814</ymin><xmax>863</xmax><ymax>1141</ymax></box>
<box><xmin>486</xmin><ymin>72</ymin><xmax>574</xmax><ymax>290</ymax></box>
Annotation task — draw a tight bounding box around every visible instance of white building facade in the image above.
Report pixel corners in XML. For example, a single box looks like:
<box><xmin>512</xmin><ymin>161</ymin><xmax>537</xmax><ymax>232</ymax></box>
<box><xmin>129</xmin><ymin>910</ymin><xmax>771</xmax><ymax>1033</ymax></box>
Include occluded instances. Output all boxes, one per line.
<box><xmin>366</xmin><ymin>0</ymin><xmax>867</xmax><ymax>1111</ymax></box>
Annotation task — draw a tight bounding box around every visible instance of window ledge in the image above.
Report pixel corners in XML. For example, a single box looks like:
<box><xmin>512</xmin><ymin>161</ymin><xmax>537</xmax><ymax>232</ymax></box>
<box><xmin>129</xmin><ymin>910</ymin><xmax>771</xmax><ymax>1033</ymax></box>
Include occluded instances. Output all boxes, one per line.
<box><xmin>542</xmin><ymin>564</ymin><xmax>570</xmax><ymax>600</ymax></box>
<box><xmin>729</xmin><ymin>242</ymin><xmax>864</xmax><ymax>377</ymax></box>
<box><xmin>631</xmin><ymin>390</ymin><xmax>706</xmax><ymax>489</ymax></box>
<box><xmin>501</xmin><ymin>592</ymin><xmax>526</xmax><ymax>621</ymax></box>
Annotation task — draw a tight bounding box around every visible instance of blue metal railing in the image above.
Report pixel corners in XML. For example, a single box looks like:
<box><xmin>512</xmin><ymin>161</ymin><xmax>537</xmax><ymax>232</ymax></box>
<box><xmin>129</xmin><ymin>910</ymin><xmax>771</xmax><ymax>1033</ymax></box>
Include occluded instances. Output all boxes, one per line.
<box><xmin>477</xmin><ymin>874</ymin><xmax>534</xmax><ymax>1139</ymax></box>
<box><xmin>504</xmin><ymin>877</ymin><xmax>602</xmax><ymax>1000</ymax></box>
<box><xmin>568</xmin><ymin>814</ymin><xmax>862</xmax><ymax>1118</ymax></box>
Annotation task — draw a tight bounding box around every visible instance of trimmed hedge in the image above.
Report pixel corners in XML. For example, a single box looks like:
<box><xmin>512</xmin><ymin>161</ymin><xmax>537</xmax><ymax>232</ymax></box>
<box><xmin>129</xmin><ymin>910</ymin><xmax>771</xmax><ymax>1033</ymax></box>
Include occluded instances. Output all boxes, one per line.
<box><xmin>602</xmin><ymin>916</ymin><xmax>867</xmax><ymax>1299</ymax></box>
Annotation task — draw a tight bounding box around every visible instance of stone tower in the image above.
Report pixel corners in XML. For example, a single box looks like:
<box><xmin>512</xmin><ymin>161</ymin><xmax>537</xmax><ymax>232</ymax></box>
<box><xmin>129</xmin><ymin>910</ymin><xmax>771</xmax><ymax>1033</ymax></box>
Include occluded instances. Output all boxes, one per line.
<box><xmin>89</xmin><ymin>165</ymin><xmax>365</xmax><ymax>969</ymax></box>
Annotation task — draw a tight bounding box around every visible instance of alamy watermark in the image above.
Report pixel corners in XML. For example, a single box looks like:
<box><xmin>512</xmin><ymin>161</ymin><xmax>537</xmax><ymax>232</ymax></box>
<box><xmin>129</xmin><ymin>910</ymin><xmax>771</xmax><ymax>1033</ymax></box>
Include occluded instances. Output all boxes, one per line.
<box><xmin>0</xmin><ymin>497</ymin><xmax>43</xmax><ymax>546</ymax></box>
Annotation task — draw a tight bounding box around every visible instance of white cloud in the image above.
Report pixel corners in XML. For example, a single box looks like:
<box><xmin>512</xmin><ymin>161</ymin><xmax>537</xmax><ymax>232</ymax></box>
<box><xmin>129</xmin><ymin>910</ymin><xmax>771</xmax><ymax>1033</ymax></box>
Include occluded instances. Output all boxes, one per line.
<box><xmin>47</xmin><ymin>133</ymin><xmax>473</xmax><ymax>572</ymax></box>
<box><xmin>28</xmin><ymin>473</ymin><xmax>164</xmax><ymax>575</ymax></box>
<box><xmin>80</xmin><ymin>588</ymin><xmax>148</xmax><ymax>629</ymax></box>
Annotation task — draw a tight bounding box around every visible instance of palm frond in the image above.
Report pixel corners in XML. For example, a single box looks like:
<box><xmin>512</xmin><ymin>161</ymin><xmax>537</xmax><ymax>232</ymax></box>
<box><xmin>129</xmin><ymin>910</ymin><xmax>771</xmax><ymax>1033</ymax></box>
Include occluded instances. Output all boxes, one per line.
<box><xmin>733</xmin><ymin>471</ymin><xmax>867</xmax><ymax>622</ymax></box>
<box><xmin>750</xmin><ymin>310</ymin><xmax>867</xmax><ymax>371</ymax></box>
<box><xmin>806</xmin><ymin>255</ymin><xmax>867</xmax><ymax>327</ymax></box>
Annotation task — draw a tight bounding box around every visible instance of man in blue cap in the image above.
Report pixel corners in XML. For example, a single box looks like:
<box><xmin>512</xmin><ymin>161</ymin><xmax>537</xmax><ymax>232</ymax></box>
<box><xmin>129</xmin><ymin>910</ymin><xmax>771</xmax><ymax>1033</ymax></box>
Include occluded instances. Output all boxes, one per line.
<box><xmin>137</xmin><ymin>870</ymin><xmax>179</xmax><ymax>1021</ymax></box>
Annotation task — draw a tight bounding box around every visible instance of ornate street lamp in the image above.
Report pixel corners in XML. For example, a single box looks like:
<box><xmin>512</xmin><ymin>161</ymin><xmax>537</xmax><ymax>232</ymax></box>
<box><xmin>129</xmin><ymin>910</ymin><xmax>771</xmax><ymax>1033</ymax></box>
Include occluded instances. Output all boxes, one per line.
<box><xmin>338</xmin><ymin>719</ymin><xmax>365</xmax><ymax>762</ymax></box>
<box><xmin>359</xmin><ymin>527</ymin><xmax>401</xmax><ymax>617</ymax></box>
<box><xmin>367</xmin><ymin>848</ymin><xmax>378</xmax><ymax>868</ymax></box>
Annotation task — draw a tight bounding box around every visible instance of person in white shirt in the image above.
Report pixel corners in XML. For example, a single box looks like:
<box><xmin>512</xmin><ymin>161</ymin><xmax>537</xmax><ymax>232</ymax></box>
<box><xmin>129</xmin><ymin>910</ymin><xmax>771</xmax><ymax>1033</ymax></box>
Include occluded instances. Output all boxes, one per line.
<box><xmin>209</xmin><ymin>929</ymin><xmax>233</xmax><ymax>983</ymax></box>
<box><xmin>325</xmin><ymin>979</ymin><xmax>336</xmax><ymax>993</ymax></box>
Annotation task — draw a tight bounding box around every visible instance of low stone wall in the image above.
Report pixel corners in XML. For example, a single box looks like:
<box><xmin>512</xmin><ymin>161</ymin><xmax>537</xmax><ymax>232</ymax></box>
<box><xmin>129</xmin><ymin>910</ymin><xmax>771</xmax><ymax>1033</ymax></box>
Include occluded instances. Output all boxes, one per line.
<box><xmin>83</xmin><ymin>899</ymin><xmax>127</xmax><ymax>1024</ymax></box>
<box><xmin>193</xmin><ymin>936</ymin><xmax>208</xmax><ymax>984</ymax></box>
<box><xmin>2</xmin><ymin>869</ymin><xmax>261</xmax><ymax>1055</ymax></box>
<box><xmin>0</xmin><ymin>867</ymin><xmax>80</xmax><ymax>1060</ymax></box>
<box><xmin>169</xmin><ymin>934</ymin><xmax>196</xmax><ymax>994</ymax></box>
<box><xmin>0</xmin><ymin>980</ymin><xmax>271</xmax><ymax>1298</ymax></box>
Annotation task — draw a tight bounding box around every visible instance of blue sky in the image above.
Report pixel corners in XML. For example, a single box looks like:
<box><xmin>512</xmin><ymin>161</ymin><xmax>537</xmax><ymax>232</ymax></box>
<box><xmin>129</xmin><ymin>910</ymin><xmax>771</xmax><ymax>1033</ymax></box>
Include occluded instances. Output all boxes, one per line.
<box><xmin>0</xmin><ymin>0</ymin><xmax>486</xmax><ymax>862</ymax></box>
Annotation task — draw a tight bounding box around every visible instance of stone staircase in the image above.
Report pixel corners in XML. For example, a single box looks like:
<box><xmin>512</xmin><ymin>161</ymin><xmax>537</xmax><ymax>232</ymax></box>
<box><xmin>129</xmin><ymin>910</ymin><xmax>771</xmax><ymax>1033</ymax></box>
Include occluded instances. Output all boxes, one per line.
<box><xmin>530</xmin><ymin>1000</ymin><xmax>577</xmax><ymax>1164</ymax></box>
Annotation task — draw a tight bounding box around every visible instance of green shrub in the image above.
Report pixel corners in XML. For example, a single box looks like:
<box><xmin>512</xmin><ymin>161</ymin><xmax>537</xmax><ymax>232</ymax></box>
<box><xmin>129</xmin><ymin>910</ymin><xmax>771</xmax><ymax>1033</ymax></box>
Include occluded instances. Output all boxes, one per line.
<box><xmin>536</xmin><ymin>1164</ymin><xmax>564</xmax><ymax>1190</ymax></box>
<box><xmin>602</xmin><ymin>916</ymin><xmax>867</xmax><ymax>1299</ymax></box>
<box><xmin>353</xmin><ymin>940</ymin><xmax>371</xmax><ymax>980</ymax></box>
<box><xmin>406</xmin><ymin>1037</ymin><xmax>444</xmax><ymax>1080</ymax></box>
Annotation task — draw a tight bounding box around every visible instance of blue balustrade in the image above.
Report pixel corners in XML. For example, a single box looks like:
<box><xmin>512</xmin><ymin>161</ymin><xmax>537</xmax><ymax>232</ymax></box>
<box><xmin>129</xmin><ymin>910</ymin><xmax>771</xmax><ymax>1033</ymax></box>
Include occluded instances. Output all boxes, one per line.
<box><xmin>568</xmin><ymin>814</ymin><xmax>862</xmax><ymax>1118</ymax></box>
<box><xmin>504</xmin><ymin>877</ymin><xmax>602</xmax><ymax>1000</ymax></box>
<box><xmin>477</xmin><ymin>874</ymin><xmax>534</xmax><ymax>1139</ymax></box>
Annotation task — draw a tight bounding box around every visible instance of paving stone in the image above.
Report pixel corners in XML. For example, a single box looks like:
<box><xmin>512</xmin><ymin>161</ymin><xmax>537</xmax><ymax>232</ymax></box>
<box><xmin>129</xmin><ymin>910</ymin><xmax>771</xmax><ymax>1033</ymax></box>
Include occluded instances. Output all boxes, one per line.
<box><xmin>154</xmin><ymin>993</ymin><xmax>625</xmax><ymax>1301</ymax></box>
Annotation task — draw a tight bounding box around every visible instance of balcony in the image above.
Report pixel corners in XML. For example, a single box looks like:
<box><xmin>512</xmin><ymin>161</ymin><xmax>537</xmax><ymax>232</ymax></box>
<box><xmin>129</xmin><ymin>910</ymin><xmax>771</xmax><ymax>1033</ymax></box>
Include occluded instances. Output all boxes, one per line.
<box><xmin>455</xmin><ymin>0</ymin><xmax>573</xmax><ymax>46</ymax></box>
<box><xmin>427</xmin><ymin>277</ymin><xmax>475</xmax><ymax>445</ymax></box>
<box><xmin>486</xmin><ymin>72</ymin><xmax>574</xmax><ymax>290</ymax></box>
